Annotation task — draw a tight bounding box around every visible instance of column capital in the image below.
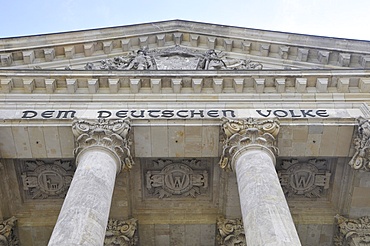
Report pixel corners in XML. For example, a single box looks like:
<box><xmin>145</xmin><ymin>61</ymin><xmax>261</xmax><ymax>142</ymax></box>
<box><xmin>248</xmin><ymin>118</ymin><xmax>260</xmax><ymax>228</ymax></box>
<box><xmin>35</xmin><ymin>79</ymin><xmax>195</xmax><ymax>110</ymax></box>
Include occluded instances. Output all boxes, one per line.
<box><xmin>105</xmin><ymin>218</ymin><xmax>138</xmax><ymax>245</ymax></box>
<box><xmin>0</xmin><ymin>216</ymin><xmax>18</xmax><ymax>246</ymax></box>
<box><xmin>72</xmin><ymin>118</ymin><xmax>134</xmax><ymax>173</ymax></box>
<box><xmin>334</xmin><ymin>214</ymin><xmax>370</xmax><ymax>245</ymax></box>
<box><xmin>219</xmin><ymin>117</ymin><xmax>280</xmax><ymax>171</ymax></box>
<box><xmin>349</xmin><ymin>116</ymin><xmax>370</xmax><ymax>171</ymax></box>
<box><xmin>216</xmin><ymin>217</ymin><xmax>246</xmax><ymax>246</ymax></box>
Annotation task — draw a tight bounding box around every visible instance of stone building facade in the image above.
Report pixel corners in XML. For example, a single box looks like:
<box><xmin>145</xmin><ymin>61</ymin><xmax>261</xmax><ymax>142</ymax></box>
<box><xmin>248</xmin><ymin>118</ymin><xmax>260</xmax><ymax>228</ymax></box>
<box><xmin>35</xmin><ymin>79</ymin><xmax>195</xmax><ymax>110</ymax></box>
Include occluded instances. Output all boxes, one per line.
<box><xmin>0</xmin><ymin>20</ymin><xmax>370</xmax><ymax>245</ymax></box>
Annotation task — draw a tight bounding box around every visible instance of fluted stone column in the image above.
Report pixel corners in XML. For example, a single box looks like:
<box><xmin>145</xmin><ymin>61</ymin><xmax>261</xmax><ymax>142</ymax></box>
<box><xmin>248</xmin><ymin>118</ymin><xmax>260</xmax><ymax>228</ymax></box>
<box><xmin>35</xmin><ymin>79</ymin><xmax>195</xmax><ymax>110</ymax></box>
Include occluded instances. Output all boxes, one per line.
<box><xmin>220</xmin><ymin>118</ymin><xmax>301</xmax><ymax>246</ymax></box>
<box><xmin>48</xmin><ymin>119</ymin><xmax>133</xmax><ymax>246</ymax></box>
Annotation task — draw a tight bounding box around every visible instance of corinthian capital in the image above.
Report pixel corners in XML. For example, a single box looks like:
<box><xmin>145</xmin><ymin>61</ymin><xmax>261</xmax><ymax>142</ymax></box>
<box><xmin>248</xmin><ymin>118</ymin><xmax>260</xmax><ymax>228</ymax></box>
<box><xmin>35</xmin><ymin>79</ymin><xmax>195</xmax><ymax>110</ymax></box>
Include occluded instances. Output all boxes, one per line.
<box><xmin>334</xmin><ymin>214</ymin><xmax>370</xmax><ymax>245</ymax></box>
<box><xmin>72</xmin><ymin>119</ymin><xmax>134</xmax><ymax>172</ymax></box>
<box><xmin>349</xmin><ymin>117</ymin><xmax>370</xmax><ymax>171</ymax></box>
<box><xmin>0</xmin><ymin>216</ymin><xmax>18</xmax><ymax>246</ymax></box>
<box><xmin>219</xmin><ymin>117</ymin><xmax>280</xmax><ymax>171</ymax></box>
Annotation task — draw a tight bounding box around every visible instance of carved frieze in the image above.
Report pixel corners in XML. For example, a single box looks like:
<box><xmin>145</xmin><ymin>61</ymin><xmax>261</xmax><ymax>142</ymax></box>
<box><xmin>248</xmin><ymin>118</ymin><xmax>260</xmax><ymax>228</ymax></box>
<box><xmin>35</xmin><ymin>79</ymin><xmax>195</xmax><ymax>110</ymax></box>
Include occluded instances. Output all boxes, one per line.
<box><xmin>145</xmin><ymin>159</ymin><xmax>209</xmax><ymax>198</ymax></box>
<box><xmin>20</xmin><ymin>160</ymin><xmax>74</xmax><ymax>199</ymax></box>
<box><xmin>84</xmin><ymin>46</ymin><xmax>263</xmax><ymax>71</ymax></box>
<box><xmin>278</xmin><ymin>159</ymin><xmax>331</xmax><ymax>198</ymax></box>
<box><xmin>349</xmin><ymin>117</ymin><xmax>370</xmax><ymax>171</ymax></box>
<box><xmin>334</xmin><ymin>215</ymin><xmax>370</xmax><ymax>246</ymax></box>
<box><xmin>219</xmin><ymin>117</ymin><xmax>280</xmax><ymax>171</ymax></box>
<box><xmin>0</xmin><ymin>217</ymin><xmax>18</xmax><ymax>246</ymax></box>
<box><xmin>104</xmin><ymin>218</ymin><xmax>138</xmax><ymax>246</ymax></box>
<box><xmin>72</xmin><ymin>119</ymin><xmax>133</xmax><ymax>172</ymax></box>
<box><xmin>216</xmin><ymin>217</ymin><xmax>246</xmax><ymax>246</ymax></box>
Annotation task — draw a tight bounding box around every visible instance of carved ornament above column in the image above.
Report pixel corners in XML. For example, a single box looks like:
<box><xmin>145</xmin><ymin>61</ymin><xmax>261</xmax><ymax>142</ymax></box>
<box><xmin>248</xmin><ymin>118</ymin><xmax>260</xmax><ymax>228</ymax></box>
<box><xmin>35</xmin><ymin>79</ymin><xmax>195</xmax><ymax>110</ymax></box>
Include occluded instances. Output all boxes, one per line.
<box><xmin>104</xmin><ymin>218</ymin><xmax>138</xmax><ymax>246</ymax></box>
<box><xmin>219</xmin><ymin>117</ymin><xmax>280</xmax><ymax>171</ymax></box>
<box><xmin>278</xmin><ymin>159</ymin><xmax>331</xmax><ymax>198</ymax></box>
<box><xmin>216</xmin><ymin>217</ymin><xmax>246</xmax><ymax>246</ymax></box>
<box><xmin>0</xmin><ymin>216</ymin><xmax>18</xmax><ymax>246</ymax></box>
<box><xmin>349</xmin><ymin>117</ymin><xmax>370</xmax><ymax>171</ymax></box>
<box><xmin>72</xmin><ymin>119</ymin><xmax>134</xmax><ymax>172</ymax></box>
<box><xmin>334</xmin><ymin>215</ymin><xmax>370</xmax><ymax>246</ymax></box>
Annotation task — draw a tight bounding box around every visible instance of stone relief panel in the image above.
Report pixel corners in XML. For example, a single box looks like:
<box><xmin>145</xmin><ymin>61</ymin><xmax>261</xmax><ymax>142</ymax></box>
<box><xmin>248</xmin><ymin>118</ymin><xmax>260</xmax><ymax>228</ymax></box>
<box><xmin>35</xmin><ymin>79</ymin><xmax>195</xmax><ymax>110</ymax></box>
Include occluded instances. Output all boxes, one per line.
<box><xmin>334</xmin><ymin>215</ymin><xmax>370</xmax><ymax>246</ymax></box>
<box><xmin>19</xmin><ymin>160</ymin><xmax>75</xmax><ymax>199</ymax></box>
<box><xmin>0</xmin><ymin>216</ymin><xmax>18</xmax><ymax>246</ymax></box>
<box><xmin>277</xmin><ymin>159</ymin><xmax>331</xmax><ymax>198</ymax></box>
<box><xmin>84</xmin><ymin>46</ymin><xmax>263</xmax><ymax>71</ymax></box>
<box><xmin>349</xmin><ymin>116</ymin><xmax>370</xmax><ymax>171</ymax></box>
<box><xmin>144</xmin><ymin>159</ymin><xmax>210</xmax><ymax>199</ymax></box>
<box><xmin>216</xmin><ymin>217</ymin><xmax>246</xmax><ymax>246</ymax></box>
<box><xmin>104</xmin><ymin>218</ymin><xmax>138</xmax><ymax>246</ymax></box>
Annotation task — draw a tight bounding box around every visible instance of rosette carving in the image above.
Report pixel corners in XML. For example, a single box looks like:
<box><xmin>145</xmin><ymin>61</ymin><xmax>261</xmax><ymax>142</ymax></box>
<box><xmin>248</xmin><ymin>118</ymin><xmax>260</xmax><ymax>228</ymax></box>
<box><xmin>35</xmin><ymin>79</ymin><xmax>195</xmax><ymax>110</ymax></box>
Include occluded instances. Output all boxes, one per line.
<box><xmin>334</xmin><ymin>215</ymin><xmax>370</xmax><ymax>245</ymax></box>
<box><xmin>219</xmin><ymin>117</ymin><xmax>280</xmax><ymax>171</ymax></box>
<box><xmin>104</xmin><ymin>218</ymin><xmax>138</xmax><ymax>246</ymax></box>
<box><xmin>349</xmin><ymin>117</ymin><xmax>370</xmax><ymax>171</ymax></box>
<box><xmin>216</xmin><ymin>217</ymin><xmax>246</xmax><ymax>246</ymax></box>
<box><xmin>72</xmin><ymin>119</ymin><xmax>133</xmax><ymax>172</ymax></box>
<box><xmin>0</xmin><ymin>217</ymin><xmax>18</xmax><ymax>246</ymax></box>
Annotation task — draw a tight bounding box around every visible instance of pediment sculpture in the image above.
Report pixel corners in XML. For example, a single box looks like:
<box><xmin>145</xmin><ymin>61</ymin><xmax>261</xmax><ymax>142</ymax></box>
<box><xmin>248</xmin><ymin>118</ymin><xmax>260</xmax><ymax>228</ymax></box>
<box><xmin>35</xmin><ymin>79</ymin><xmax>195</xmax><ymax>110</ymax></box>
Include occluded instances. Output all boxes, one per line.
<box><xmin>84</xmin><ymin>46</ymin><xmax>263</xmax><ymax>71</ymax></box>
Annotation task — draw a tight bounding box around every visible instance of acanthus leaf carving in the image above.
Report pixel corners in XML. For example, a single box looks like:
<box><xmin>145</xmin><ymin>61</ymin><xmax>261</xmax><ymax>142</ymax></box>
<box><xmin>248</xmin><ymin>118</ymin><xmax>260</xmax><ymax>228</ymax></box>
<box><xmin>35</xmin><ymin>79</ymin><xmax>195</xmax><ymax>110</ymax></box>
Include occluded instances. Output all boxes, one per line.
<box><xmin>104</xmin><ymin>218</ymin><xmax>138</xmax><ymax>246</ymax></box>
<box><xmin>72</xmin><ymin>118</ymin><xmax>134</xmax><ymax>172</ymax></box>
<box><xmin>145</xmin><ymin>159</ymin><xmax>209</xmax><ymax>199</ymax></box>
<box><xmin>334</xmin><ymin>215</ymin><xmax>370</xmax><ymax>246</ymax></box>
<box><xmin>278</xmin><ymin>159</ymin><xmax>331</xmax><ymax>198</ymax></box>
<box><xmin>216</xmin><ymin>217</ymin><xmax>246</xmax><ymax>246</ymax></box>
<box><xmin>349</xmin><ymin>117</ymin><xmax>370</xmax><ymax>171</ymax></box>
<box><xmin>219</xmin><ymin>117</ymin><xmax>280</xmax><ymax>171</ymax></box>
<box><xmin>0</xmin><ymin>216</ymin><xmax>18</xmax><ymax>246</ymax></box>
<box><xmin>20</xmin><ymin>160</ymin><xmax>74</xmax><ymax>199</ymax></box>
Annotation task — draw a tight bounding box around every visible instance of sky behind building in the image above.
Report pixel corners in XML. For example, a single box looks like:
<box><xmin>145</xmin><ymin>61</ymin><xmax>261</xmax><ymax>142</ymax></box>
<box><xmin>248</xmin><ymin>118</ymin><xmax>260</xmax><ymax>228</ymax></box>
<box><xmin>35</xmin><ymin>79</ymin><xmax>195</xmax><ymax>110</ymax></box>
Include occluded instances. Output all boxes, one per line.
<box><xmin>1</xmin><ymin>0</ymin><xmax>369</xmax><ymax>41</ymax></box>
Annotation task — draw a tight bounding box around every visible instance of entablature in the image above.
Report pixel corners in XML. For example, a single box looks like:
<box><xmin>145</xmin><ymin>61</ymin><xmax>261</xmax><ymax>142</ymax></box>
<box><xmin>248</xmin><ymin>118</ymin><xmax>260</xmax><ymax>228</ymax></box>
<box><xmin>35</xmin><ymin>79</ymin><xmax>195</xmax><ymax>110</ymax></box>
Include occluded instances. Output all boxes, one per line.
<box><xmin>0</xmin><ymin>70</ymin><xmax>370</xmax><ymax>99</ymax></box>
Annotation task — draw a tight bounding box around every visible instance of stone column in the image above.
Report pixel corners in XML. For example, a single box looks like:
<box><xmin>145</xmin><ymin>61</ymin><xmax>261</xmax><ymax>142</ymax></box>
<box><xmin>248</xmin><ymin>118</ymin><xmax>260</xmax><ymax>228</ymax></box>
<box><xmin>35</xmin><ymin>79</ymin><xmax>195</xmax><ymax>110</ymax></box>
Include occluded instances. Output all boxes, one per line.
<box><xmin>48</xmin><ymin>119</ymin><xmax>133</xmax><ymax>246</ymax></box>
<box><xmin>219</xmin><ymin>118</ymin><xmax>301</xmax><ymax>246</ymax></box>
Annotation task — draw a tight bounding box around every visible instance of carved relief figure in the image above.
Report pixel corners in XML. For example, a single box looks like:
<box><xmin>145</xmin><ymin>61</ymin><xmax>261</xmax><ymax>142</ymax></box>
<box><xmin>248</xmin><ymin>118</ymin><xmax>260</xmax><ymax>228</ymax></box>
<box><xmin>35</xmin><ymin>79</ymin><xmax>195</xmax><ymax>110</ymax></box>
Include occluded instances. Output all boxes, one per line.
<box><xmin>20</xmin><ymin>160</ymin><xmax>75</xmax><ymax>199</ymax></box>
<box><xmin>84</xmin><ymin>46</ymin><xmax>263</xmax><ymax>71</ymax></box>
<box><xmin>104</xmin><ymin>218</ymin><xmax>138</xmax><ymax>246</ymax></box>
<box><xmin>334</xmin><ymin>215</ymin><xmax>370</xmax><ymax>245</ymax></box>
<box><xmin>349</xmin><ymin>117</ymin><xmax>370</xmax><ymax>171</ymax></box>
<box><xmin>216</xmin><ymin>217</ymin><xmax>246</xmax><ymax>246</ymax></box>
<box><xmin>278</xmin><ymin>159</ymin><xmax>331</xmax><ymax>198</ymax></box>
<box><xmin>145</xmin><ymin>159</ymin><xmax>209</xmax><ymax>198</ymax></box>
<box><xmin>0</xmin><ymin>217</ymin><xmax>18</xmax><ymax>246</ymax></box>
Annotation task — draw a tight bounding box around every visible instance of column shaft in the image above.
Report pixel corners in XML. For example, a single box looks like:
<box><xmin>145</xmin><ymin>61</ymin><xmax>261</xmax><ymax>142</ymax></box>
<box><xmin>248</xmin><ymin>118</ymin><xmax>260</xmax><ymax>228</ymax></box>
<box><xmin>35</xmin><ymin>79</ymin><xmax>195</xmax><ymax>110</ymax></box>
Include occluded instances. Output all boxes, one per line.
<box><xmin>235</xmin><ymin>149</ymin><xmax>301</xmax><ymax>246</ymax></box>
<box><xmin>48</xmin><ymin>148</ymin><xmax>118</xmax><ymax>246</ymax></box>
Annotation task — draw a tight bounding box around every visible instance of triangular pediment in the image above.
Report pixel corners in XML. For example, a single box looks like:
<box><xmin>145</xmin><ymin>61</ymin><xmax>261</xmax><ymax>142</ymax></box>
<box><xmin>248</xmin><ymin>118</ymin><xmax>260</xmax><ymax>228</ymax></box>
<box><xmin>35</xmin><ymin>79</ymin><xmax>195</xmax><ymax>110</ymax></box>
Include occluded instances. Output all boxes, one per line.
<box><xmin>1</xmin><ymin>20</ymin><xmax>370</xmax><ymax>70</ymax></box>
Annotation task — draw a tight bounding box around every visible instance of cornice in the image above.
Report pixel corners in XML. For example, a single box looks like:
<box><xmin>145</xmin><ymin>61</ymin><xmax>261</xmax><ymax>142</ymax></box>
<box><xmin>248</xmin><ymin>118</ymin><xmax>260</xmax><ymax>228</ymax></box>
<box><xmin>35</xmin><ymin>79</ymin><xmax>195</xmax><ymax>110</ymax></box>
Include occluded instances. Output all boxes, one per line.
<box><xmin>1</xmin><ymin>20</ymin><xmax>370</xmax><ymax>69</ymax></box>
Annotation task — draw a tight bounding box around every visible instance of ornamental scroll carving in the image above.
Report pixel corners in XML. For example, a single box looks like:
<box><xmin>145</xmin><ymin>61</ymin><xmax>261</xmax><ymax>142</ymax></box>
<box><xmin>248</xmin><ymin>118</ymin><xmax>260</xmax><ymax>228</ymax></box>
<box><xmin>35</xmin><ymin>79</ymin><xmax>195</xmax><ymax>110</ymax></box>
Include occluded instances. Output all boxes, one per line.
<box><xmin>72</xmin><ymin>119</ymin><xmax>133</xmax><ymax>172</ymax></box>
<box><xmin>278</xmin><ymin>159</ymin><xmax>331</xmax><ymax>198</ymax></box>
<box><xmin>104</xmin><ymin>218</ymin><xmax>138</xmax><ymax>246</ymax></box>
<box><xmin>84</xmin><ymin>46</ymin><xmax>263</xmax><ymax>71</ymax></box>
<box><xmin>145</xmin><ymin>159</ymin><xmax>209</xmax><ymax>198</ymax></box>
<box><xmin>219</xmin><ymin>117</ymin><xmax>280</xmax><ymax>171</ymax></box>
<box><xmin>0</xmin><ymin>217</ymin><xmax>18</xmax><ymax>246</ymax></box>
<box><xmin>216</xmin><ymin>217</ymin><xmax>246</xmax><ymax>246</ymax></box>
<box><xmin>334</xmin><ymin>215</ymin><xmax>370</xmax><ymax>246</ymax></box>
<box><xmin>349</xmin><ymin>117</ymin><xmax>370</xmax><ymax>171</ymax></box>
<box><xmin>20</xmin><ymin>160</ymin><xmax>74</xmax><ymax>199</ymax></box>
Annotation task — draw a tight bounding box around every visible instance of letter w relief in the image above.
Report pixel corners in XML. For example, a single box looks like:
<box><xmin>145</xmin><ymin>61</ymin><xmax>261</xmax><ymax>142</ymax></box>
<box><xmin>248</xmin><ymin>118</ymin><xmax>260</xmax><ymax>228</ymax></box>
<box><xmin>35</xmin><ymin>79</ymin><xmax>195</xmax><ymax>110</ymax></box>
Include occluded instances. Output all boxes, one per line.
<box><xmin>291</xmin><ymin>171</ymin><xmax>314</xmax><ymax>190</ymax></box>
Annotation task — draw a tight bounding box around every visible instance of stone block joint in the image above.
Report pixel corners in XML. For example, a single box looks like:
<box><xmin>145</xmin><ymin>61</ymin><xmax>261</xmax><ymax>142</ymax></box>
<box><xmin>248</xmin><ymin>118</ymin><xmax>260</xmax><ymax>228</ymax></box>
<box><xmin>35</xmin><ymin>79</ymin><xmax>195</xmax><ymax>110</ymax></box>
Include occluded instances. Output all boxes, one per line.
<box><xmin>219</xmin><ymin>117</ymin><xmax>280</xmax><ymax>171</ymax></box>
<box><xmin>72</xmin><ymin>118</ymin><xmax>134</xmax><ymax>173</ymax></box>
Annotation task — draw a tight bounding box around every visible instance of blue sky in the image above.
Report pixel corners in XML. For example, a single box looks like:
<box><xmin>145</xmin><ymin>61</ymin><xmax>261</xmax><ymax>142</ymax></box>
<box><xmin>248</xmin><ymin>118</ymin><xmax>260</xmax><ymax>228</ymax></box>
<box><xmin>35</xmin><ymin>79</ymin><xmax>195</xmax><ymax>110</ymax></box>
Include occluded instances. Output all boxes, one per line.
<box><xmin>1</xmin><ymin>0</ymin><xmax>369</xmax><ymax>40</ymax></box>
